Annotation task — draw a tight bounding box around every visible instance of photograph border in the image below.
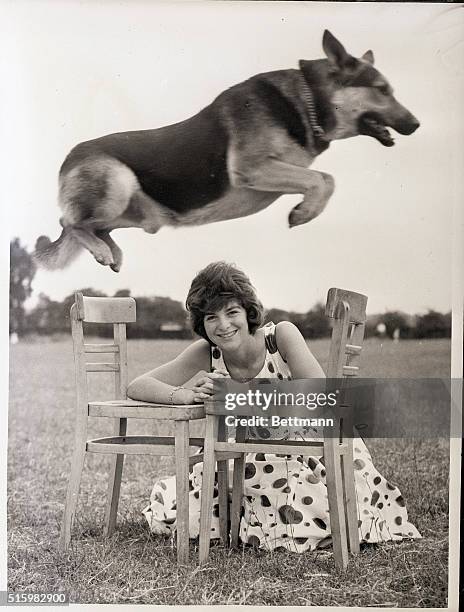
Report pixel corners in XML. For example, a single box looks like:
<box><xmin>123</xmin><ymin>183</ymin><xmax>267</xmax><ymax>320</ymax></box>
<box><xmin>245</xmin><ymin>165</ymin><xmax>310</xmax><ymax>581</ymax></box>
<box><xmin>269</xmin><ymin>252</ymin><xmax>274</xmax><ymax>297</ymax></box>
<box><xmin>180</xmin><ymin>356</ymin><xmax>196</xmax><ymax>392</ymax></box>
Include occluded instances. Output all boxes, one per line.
<box><xmin>2</xmin><ymin>1</ymin><xmax>463</xmax><ymax>610</ymax></box>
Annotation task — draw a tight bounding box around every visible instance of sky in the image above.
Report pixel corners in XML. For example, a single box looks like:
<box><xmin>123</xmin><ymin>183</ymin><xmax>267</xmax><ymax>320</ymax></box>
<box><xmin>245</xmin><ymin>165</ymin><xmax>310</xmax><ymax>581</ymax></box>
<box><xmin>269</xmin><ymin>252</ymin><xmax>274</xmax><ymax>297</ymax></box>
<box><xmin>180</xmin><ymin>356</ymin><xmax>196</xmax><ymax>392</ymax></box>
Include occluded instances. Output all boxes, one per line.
<box><xmin>2</xmin><ymin>1</ymin><xmax>464</xmax><ymax>315</ymax></box>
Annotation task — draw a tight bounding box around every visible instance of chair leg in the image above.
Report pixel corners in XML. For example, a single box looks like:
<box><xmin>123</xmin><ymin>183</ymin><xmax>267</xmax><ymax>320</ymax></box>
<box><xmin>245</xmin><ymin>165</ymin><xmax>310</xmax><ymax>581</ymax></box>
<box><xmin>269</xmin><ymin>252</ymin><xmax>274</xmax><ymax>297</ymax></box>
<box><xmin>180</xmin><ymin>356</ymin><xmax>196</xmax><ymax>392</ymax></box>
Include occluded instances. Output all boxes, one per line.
<box><xmin>217</xmin><ymin>416</ymin><xmax>229</xmax><ymax>547</ymax></box>
<box><xmin>324</xmin><ymin>437</ymin><xmax>349</xmax><ymax>570</ymax></box>
<box><xmin>60</xmin><ymin>441</ymin><xmax>87</xmax><ymax>550</ymax></box>
<box><xmin>199</xmin><ymin>415</ymin><xmax>218</xmax><ymax>564</ymax></box>
<box><xmin>341</xmin><ymin>441</ymin><xmax>360</xmax><ymax>554</ymax></box>
<box><xmin>175</xmin><ymin>419</ymin><xmax>190</xmax><ymax>564</ymax></box>
<box><xmin>230</xmin><ymin>425</ymin><xmax>246</xmax><ymax>548</ymax></box>
<box><xmin>104</xmin><ymin>417</ymin><xmax>126</xmax><ymax>537</ymax></box>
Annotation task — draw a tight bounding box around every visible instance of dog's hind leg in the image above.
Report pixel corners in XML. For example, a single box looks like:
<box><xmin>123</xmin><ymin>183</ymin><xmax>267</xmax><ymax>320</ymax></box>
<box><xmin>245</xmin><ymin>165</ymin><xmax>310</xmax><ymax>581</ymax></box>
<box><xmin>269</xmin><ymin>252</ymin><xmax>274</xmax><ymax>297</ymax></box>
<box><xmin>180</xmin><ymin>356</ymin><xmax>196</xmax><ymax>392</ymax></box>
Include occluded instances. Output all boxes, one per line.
<box><xmin>70</xmin><ymin>226</ymin><xmax>115</xmax><ymax>267</ymax></box>
<box><xmin>57</xmin><ymin>156</ymin><xmax>140</xmax><ymax>268</ymax></box>
<box><xmin>125</xmin><ymin>189</ymin><xmax>177</xmax><ymax>234</ymax></box>
<box><xmin>96</xmin><ymin>231</ymin><xmax>123</xmax><ymax>272</ymax></box>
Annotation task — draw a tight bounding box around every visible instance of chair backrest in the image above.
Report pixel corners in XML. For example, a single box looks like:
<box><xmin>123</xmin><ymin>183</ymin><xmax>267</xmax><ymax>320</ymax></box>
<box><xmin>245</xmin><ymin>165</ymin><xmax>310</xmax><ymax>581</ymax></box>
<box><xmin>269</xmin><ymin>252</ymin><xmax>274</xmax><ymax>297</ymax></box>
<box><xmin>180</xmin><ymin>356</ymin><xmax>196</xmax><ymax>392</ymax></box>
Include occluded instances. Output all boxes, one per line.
<box><xmin>324</xmin><ymin>289</ymin><xmax>368</xmax><ymax>441</ymax></box>
<box><xmin>71</xmin><ymin>293</ymin><xmax>136</xmax><ymax>413</ymax></box>
<box><xmin>325</xmin><ymin>288</ymin><xmax>368</xmax><ymax>379</ymax></box>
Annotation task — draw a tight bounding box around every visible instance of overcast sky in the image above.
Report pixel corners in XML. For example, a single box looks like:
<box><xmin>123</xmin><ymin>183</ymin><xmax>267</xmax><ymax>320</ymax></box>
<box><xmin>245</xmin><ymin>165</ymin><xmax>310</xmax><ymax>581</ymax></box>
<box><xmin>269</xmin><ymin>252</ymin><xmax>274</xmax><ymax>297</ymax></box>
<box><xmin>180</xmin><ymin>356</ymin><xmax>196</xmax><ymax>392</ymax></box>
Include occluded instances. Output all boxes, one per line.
<box><xmin>3</xmin><ymin>1</ymin><xmax>464</xmax><ymax>314</ymax></box>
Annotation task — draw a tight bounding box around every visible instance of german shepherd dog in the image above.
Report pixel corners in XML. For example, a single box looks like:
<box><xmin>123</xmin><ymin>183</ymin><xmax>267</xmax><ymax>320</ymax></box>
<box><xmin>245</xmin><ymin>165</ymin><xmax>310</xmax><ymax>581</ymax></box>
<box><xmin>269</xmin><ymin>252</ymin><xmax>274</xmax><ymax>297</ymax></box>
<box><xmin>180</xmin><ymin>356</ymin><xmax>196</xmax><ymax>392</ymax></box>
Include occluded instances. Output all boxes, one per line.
<box><xmin>34</xmin><ymin>31</ymin><xmax>419</xmax><ymax>272</ymax></box>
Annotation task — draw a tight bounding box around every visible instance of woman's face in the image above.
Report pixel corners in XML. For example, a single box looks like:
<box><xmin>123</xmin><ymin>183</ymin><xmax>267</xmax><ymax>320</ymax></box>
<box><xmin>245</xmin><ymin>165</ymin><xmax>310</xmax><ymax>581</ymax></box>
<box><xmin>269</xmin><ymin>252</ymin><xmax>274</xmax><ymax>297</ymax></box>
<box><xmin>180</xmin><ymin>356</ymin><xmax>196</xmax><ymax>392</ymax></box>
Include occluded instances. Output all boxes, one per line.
<box><xmin>203</xmin><ymin>299</ymin><xmax>250</xmax><ymax>349</ymax></box>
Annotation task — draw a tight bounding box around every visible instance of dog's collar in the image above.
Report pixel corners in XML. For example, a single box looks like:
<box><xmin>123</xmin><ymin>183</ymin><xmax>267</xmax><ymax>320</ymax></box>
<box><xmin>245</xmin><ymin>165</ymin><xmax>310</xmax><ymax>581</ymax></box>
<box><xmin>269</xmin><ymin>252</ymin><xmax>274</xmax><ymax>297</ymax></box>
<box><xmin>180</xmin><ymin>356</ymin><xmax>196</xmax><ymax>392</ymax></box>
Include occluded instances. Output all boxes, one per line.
<box><xmin>299</xmin><ymin>65</ymin><xmax>327</xmax><ymax>143</ymax></box>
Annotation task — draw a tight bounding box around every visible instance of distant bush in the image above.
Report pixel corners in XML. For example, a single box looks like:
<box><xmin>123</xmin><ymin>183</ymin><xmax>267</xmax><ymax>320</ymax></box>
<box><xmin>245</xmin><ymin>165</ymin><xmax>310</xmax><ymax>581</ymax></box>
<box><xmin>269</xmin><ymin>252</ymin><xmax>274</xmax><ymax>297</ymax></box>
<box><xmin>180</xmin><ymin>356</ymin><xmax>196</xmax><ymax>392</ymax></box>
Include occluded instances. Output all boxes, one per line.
<box><xmin>415</xmin><ymin>310</ymin><xmax>451</xmax><ymax>339</ymax></box>
<box><xmin>21</xmin><ymin>289</ymin><xmax>451</xmax><ymax>340</ymax></box>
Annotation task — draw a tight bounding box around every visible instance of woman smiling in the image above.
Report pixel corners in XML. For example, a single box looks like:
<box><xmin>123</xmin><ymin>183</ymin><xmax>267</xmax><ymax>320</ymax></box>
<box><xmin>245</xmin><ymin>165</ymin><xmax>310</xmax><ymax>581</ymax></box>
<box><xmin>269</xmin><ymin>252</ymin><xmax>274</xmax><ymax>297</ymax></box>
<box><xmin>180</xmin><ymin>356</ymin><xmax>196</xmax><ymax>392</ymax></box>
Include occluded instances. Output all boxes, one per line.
<box><xmin>128</xmin><ymin>262</ymin><xmax>420</xmax><ymax>552</ymax></box>
<box><xmin>127</xmin><ymin>262</ymin><xmax>324</xmax><ymax>406</ymax></box>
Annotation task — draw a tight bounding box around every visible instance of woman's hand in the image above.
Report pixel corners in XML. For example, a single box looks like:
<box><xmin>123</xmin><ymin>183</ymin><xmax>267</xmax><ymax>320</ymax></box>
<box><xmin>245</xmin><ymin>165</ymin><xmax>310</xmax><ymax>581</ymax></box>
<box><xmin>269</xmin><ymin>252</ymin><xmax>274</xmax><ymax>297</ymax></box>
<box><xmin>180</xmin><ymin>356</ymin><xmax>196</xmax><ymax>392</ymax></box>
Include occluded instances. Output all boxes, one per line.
<box><xmin>191</xmin><ymin>369</ymin><xmax>229</xmax><ymax>403</ymax></box>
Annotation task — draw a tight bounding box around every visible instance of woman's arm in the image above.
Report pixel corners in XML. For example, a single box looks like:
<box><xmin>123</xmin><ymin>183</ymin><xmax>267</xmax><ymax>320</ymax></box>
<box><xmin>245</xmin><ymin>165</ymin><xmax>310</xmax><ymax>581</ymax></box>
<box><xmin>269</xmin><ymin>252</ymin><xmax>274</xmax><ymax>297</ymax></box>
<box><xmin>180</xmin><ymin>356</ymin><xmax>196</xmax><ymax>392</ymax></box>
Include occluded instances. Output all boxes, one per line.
<box><xmin>275</xmin><ymin>321</ymin><xmax>326</xmax><ymax>378</ymax></box>
<box><xmin>127</xmin><ymin>339</ymin><xmax>211</xmax><ymax>404</ymax></box>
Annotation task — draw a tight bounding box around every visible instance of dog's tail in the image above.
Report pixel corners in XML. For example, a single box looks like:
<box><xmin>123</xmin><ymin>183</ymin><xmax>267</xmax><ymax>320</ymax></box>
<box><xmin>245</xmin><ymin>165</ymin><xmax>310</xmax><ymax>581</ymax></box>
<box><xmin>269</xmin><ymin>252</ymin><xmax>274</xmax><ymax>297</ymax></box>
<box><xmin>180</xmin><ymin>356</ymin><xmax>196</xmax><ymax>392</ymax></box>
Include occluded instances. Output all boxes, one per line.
<box><xmin>33</xmin><ymin>228</ymin><xmax>82</xmax><ymax>270</ymax></box>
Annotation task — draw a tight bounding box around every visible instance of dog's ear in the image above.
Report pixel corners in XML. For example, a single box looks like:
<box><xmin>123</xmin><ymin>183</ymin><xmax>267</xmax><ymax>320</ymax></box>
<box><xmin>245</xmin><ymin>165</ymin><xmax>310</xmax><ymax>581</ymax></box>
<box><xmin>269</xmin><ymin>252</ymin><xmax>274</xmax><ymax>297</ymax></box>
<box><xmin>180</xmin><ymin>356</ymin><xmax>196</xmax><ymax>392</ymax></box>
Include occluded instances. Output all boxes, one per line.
<box><xmin>362</xmin><ymin>50</ymin><xmax>375</xmax><ymax>65</ymax></box>
<box><xmin>322</xmin><ymin>30</ymin><xmax>356</xmax><ymax>73</ymax></box>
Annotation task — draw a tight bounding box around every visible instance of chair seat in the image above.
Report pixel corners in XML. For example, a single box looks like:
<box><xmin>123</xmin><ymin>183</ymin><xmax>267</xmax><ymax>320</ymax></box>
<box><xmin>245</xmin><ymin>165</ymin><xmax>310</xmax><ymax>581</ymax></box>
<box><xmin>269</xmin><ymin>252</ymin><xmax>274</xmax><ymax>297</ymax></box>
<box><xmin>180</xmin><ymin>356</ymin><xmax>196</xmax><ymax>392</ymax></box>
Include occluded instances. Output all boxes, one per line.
<box><xmin>88</xmin><ymin>399</ymin><xmax>205</xmax><ymax>420</ymax></box>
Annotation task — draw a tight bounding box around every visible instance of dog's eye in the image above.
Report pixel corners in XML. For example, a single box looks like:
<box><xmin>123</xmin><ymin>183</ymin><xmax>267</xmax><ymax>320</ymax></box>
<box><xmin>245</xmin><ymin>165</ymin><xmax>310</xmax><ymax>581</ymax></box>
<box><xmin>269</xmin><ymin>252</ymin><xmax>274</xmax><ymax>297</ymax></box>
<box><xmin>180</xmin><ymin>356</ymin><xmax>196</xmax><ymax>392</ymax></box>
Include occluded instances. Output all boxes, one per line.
<box><xmin>377</xmin><ymin>85</ymin><xmax>390</xmax><ymax>96</ymax></box>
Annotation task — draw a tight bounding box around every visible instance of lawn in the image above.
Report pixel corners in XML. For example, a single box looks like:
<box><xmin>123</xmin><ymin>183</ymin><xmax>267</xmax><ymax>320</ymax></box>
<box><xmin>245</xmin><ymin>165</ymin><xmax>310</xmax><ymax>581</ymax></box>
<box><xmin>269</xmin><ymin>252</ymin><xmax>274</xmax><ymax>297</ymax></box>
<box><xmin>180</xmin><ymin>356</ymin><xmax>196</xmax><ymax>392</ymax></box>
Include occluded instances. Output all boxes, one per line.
<box><xmin>8</xmin><ymin>337</ymin><xmax>451</xmax><ymax>606</ymax></box>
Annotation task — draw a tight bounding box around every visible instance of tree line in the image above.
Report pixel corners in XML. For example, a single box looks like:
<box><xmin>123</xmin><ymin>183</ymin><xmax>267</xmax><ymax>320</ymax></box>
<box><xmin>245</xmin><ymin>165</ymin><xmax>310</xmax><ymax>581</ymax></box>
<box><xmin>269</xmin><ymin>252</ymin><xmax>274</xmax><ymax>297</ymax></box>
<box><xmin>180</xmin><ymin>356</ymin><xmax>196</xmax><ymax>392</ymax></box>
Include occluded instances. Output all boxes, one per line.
<box><xmin>10</xmin><ymin>238</ymin><xmax>451</xmax><ymax>340</ymax></box>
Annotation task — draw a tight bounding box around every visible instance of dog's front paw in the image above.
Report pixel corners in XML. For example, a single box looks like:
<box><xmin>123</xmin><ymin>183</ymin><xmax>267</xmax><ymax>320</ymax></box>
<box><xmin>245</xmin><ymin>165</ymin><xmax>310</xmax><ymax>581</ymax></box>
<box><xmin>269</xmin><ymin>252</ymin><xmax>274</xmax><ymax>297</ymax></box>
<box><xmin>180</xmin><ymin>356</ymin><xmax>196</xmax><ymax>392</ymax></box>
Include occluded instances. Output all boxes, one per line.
<box><xmin>288</xmin><ymin>204</ymin><xmax>315</xmax><ymax>228</ymax></box>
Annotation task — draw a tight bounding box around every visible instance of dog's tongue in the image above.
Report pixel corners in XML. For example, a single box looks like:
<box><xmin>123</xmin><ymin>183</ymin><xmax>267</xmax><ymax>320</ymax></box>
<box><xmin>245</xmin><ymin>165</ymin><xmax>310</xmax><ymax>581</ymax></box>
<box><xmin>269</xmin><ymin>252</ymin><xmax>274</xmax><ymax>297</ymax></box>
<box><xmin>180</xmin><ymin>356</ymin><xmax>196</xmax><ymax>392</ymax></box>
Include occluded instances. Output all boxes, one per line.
<box><xmin>360</xmin><ymin>116</ymin><xmax>395</xmax><ymax>147</ymax></box>
<box><xmin>372</xmin><ymin>124</ymin><xmax>395</xmax><ymax>147</ymax></box>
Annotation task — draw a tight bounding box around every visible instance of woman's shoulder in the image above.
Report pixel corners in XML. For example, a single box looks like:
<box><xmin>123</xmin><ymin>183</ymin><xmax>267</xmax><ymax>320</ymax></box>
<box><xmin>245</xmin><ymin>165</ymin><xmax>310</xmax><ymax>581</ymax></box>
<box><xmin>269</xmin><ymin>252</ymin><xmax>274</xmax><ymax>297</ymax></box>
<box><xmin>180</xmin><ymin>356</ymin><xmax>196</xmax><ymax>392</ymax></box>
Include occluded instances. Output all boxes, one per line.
<box><xmin>274</xmin><ymin>320</ymin><xmax>298</xmax><ymax>331</ymax></box>
<box><xmin>185</xmin><ymin>337</ymin><xmax>211</xmax><ymax>355</ymax></box>
<box><xmin>274</xmin><ymin>320</ymin><xmax>302</xmax><ymax>341</ymax></box>
<box><xmin>273</xmin><ymin>321</ymin><xmax>306</xmax><ymax>359</ymax></box>
<box><xmin>177</xmin><ymin>338</ymin><xmax>211</xmax><ymax>368</ymax></box>
<box><xmin>261</xmin><ymin>320</ymin><xmax>304</xmax><ymax>357</ymax></box>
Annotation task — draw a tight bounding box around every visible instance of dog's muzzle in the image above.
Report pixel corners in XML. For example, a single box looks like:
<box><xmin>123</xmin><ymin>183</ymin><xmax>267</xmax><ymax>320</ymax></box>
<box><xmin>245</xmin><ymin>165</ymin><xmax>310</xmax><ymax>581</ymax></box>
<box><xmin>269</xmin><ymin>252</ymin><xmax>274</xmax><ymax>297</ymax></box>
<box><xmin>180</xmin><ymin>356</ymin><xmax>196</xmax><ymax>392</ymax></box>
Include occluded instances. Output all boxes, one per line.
<box><xmin>394</xmin><ymin>116</ymin><xmax>421</xmax><ymax>136</ymax></box>
<box><xmin>358</xmin><ymin>112</ymin><xmax>420</xmax><ymax>147</ymax></box>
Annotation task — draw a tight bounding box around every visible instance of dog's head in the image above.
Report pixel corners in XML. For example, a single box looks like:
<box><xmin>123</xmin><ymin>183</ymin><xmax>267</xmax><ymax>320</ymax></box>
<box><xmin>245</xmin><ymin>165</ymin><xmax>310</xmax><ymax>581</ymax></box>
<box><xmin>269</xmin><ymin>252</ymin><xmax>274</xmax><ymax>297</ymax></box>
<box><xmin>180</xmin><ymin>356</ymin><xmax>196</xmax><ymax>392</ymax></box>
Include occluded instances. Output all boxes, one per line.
<box><xmin>320</xmin><ymin>30</ymin><xmax>420</xmax><ymax>146</ymax></box>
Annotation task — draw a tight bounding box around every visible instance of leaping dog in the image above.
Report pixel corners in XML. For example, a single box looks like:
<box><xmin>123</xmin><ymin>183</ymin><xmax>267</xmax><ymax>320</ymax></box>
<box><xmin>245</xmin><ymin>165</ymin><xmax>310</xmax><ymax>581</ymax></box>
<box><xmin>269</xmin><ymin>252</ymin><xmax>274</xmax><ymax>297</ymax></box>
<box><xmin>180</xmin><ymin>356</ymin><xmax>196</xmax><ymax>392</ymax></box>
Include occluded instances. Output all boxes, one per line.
<box><xmin>34</xmin><ymin>30</ymin><xmax>419</xmax><ymax>272</ymax></box>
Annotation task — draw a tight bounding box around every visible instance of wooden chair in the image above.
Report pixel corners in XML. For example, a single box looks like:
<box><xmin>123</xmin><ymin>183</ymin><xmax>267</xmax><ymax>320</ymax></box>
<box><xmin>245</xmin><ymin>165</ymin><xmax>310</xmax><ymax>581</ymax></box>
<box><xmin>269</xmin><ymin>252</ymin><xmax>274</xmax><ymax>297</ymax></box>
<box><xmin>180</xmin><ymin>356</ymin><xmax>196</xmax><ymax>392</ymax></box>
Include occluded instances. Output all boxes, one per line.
<box><xmin>60</xmin><ymin>292</ymin><xmax>204</xmax><ymax>564</ymax></box>
<box><xmin>198</xmin><ymin>287</ymin><xmax>368</xmax><ymax>569</ymax></box>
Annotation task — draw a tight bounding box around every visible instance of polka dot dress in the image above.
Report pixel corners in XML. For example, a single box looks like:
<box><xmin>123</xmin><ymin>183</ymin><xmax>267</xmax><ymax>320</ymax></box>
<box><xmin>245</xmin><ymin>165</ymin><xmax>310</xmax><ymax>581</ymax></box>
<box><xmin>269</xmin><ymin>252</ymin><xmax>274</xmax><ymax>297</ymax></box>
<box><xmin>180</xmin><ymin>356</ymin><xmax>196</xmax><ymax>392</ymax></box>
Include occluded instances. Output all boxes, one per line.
<box><xmin>143</xmin><ymin>322</ymin><xmax>421</xmax><ymax>551</ymax></box>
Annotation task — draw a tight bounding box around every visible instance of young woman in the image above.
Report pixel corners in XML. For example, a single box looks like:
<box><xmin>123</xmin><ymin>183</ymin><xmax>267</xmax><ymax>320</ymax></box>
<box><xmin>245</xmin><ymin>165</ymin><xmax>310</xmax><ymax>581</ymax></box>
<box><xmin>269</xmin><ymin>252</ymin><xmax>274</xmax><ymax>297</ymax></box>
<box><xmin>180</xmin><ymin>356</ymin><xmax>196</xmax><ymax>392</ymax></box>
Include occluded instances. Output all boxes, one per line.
<box><xmin>128</xmin><ymin>262</ymin><xmax>420</xmax><ymax>552</ymax></box>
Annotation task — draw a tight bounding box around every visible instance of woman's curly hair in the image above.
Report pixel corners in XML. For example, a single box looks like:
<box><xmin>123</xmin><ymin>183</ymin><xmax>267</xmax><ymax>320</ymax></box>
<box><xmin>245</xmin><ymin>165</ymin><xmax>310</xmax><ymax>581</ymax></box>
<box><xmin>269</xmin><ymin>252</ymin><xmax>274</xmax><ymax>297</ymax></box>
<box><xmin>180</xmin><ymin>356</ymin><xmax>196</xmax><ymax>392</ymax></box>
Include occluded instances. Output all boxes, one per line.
<box><xmin>185</xmin><ymin>262</ymin><xmax>264</xmax><ymax>344</ymax></box>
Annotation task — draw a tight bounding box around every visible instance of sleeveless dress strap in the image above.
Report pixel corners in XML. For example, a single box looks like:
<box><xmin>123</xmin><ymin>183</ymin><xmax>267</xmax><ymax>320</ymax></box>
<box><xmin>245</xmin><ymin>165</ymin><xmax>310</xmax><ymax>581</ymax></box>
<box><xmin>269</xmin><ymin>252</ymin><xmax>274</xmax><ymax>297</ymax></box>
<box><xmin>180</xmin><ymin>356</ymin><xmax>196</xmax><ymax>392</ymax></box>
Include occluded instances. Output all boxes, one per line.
<box><xmin>210</xmin><ymin>344</ymin><xmax>226</xmax><ymax>373</ymax></box>
<box><xmin>264</xmin><ymin>322</ymin><xmax>278</xmax><ymax>354</ymax></box>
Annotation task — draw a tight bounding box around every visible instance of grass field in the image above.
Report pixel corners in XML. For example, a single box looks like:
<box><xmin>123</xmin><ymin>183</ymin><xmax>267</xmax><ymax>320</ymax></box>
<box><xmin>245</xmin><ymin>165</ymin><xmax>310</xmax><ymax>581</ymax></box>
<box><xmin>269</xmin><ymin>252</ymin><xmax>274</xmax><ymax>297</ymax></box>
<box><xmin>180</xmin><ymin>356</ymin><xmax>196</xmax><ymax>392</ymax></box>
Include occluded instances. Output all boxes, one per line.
<box><xmin>8</xmin><ymin>337</ymin><xmax>451</xmax><ymax>606</ymax></box>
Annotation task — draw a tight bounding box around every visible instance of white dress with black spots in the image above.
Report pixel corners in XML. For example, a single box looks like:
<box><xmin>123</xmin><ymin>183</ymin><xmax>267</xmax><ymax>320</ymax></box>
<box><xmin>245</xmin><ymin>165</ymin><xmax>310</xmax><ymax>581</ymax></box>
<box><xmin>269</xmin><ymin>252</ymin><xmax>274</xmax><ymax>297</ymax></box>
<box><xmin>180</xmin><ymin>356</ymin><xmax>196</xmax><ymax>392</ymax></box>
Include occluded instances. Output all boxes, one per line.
<box><xmin>143</xmin><ymin>322</ymin><xmax>421</xmax><ymax>551</ymax></box>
